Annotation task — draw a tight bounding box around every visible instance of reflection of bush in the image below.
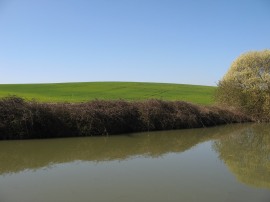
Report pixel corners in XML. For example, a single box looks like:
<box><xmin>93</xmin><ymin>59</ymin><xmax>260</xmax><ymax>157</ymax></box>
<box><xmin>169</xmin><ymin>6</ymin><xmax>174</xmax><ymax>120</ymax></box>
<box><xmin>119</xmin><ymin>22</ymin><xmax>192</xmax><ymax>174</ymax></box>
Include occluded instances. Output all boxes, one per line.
<box><xmin>213</xmin><ymin>124</ymin><xmax>270</xmax><ymax>189</ymax></box>
<box><xmin>0</xmin><ymin>124</ymin><xmax>247</xmax><ymax>175</ymax></box>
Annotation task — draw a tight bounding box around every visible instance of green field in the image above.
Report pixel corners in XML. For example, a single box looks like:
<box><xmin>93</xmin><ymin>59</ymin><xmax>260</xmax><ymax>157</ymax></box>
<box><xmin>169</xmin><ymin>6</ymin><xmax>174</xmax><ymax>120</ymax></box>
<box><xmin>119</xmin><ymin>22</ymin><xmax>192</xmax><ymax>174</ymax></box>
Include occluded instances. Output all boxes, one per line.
<box><xmin>0</xmin><ymin>82</ymin><xmax>216</xmax><ymax>105</ymax></box>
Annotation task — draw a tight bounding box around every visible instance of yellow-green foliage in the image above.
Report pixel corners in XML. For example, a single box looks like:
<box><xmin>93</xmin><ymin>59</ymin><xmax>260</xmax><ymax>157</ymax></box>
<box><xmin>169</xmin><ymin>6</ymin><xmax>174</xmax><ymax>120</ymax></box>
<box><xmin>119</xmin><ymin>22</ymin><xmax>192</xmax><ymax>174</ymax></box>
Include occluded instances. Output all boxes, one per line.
<box><xmin>216</xmin><ymin>50</ymin><xmax>270</xmax><ymax>121</ymax></box>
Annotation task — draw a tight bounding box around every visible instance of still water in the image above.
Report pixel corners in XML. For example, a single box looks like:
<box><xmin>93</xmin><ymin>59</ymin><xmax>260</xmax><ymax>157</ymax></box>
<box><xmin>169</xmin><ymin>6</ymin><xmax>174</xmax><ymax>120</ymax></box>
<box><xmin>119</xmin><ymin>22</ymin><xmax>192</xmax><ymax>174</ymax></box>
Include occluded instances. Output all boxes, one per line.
<box><xmin>0</xmin><ymin>123</ymin><xmax>269</xmax><ymax>202</ymax></box>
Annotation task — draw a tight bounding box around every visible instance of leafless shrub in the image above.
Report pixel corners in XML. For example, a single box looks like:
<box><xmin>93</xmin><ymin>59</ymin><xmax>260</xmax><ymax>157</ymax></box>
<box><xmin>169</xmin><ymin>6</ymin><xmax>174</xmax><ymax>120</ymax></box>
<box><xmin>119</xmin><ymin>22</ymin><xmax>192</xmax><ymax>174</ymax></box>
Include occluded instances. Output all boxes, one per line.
<box><xmin>0</xmin><ymin>97</ymin><xmax>251</xmax><ymax>140</ymax></box>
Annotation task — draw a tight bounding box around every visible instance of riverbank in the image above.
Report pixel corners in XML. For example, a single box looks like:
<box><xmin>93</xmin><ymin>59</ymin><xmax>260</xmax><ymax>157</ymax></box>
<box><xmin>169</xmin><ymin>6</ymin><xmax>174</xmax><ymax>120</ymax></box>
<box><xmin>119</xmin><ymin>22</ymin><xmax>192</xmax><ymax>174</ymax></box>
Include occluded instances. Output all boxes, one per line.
<box><xmin>0</xmin><ymin>96</ymin><xmax>251</xmax><ymax>140</ymax></box>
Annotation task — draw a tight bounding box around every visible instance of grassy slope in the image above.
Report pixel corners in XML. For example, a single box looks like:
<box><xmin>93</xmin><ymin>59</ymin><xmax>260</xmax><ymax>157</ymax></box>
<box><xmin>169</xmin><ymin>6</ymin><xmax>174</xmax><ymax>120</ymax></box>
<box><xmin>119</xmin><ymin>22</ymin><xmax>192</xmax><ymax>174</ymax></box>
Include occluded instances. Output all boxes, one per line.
<box><xmin>0</xmin><ymin>82</ymin><xmax>216</xmax><ymax>105</ymax></box>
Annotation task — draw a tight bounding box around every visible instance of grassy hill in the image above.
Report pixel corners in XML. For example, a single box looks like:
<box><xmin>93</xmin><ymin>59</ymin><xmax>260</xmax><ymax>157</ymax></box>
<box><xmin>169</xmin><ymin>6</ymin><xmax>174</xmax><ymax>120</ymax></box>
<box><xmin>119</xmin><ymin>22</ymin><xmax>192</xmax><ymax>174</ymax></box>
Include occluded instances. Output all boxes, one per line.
<box><xmin>0</xmin><ymin>82</ymin><xmax>216</xmax><ymax>105</ymax></box>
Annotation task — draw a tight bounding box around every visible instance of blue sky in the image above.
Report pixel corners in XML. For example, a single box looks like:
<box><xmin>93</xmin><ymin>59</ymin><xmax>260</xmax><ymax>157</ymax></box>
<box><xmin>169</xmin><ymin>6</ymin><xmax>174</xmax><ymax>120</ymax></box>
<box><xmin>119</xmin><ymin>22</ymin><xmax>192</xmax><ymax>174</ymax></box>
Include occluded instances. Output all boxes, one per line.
<box><xmin>0</xmin><ymin>0</ymin><xmax>269</xmax><ymax>86</ymax></box>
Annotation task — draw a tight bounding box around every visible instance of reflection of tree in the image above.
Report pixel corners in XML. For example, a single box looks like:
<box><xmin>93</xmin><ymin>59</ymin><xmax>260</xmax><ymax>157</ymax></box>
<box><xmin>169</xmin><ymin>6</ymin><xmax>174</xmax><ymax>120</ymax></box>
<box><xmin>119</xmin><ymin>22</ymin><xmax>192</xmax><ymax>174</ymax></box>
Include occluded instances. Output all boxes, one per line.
<box><xmin>213</xmin><ymin>124</ymin><xmax>270</xmax><ymax>189</ymax></box>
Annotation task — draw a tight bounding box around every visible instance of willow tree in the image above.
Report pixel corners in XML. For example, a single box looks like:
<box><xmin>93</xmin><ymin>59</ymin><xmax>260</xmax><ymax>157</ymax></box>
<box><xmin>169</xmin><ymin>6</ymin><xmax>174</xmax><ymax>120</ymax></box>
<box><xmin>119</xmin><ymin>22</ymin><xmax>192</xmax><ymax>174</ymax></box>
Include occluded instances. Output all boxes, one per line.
<box><xmin>216</xmin><ymin>50</ymin><xmax>270</xmax><ymax>121</ymax></box>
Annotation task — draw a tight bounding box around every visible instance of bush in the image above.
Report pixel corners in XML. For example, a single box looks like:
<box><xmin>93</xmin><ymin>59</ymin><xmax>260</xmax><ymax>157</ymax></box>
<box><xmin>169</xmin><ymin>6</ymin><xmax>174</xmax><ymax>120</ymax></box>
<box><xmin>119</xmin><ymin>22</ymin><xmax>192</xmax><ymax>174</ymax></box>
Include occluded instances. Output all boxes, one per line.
<box><xmin>0</xmin><ymin>97</ymin><xmax>251</xmax><ymax>140</ymax></box>
<box><xmin>216</xmin><ymin>50</ymin><xmax>270</xmax><ymax>121</ymax></box>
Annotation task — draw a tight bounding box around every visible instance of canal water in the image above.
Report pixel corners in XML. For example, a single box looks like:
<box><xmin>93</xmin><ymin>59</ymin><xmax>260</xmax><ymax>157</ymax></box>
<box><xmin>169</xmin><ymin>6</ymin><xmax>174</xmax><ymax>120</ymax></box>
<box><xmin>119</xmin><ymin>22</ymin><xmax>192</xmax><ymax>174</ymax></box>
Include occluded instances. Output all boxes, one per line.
<box><xmin>0</xmin><ymin>123</ymin><xmax>269</xmax><ymax>202</ymax></box>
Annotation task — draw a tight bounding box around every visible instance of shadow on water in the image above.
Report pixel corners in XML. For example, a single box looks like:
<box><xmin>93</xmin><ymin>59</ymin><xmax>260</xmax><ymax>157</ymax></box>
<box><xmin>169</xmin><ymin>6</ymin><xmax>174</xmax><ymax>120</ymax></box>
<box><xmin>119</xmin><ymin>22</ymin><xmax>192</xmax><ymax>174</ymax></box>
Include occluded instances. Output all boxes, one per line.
<box><xmin>0</xmin><ymin>123</ymin><xmax>270</xmax><ymax>190</ymax></box>
<box><xmin>213</xmin><ymin>123</ymin><xmax>270</xmax><ymax>189</ymax></box>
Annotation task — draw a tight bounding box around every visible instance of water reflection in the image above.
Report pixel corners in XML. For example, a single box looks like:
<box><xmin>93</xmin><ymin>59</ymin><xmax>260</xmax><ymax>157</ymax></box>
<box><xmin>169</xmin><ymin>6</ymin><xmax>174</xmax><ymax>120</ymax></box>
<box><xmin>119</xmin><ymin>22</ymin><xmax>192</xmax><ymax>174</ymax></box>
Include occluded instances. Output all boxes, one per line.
<box><xmin>0</xmin><ymin>123</ymin><xmax>270</xmax><ymax>190</ymax></box>
<box><xmin>0</xmin><ymin>124</ymin><xmax>244</xmax><ymax>174</ymax></box>
<box><xmin>213</xmin><ymin>123</ymin><xmax>270</xmax><ymax>189</ymax></box>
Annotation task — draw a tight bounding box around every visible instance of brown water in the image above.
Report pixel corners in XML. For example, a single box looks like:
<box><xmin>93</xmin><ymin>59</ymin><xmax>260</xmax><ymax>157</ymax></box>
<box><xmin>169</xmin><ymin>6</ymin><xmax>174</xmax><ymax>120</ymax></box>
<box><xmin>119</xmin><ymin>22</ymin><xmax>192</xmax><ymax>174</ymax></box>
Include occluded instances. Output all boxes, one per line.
<box><xmin>0</xmin><ymin>123</ymin><xmax>269</xmax><ymax>202</ymax></box>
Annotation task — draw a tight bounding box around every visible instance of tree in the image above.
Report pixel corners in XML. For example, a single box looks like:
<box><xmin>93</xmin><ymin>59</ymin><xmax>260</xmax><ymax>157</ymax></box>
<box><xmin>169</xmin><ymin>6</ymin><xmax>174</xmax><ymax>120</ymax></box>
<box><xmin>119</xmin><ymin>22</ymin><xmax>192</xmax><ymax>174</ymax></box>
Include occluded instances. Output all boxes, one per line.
<box><xmin>216</xmin><ymin>50</ymin><xmax>270</xmax><ymax>121</ymax></box>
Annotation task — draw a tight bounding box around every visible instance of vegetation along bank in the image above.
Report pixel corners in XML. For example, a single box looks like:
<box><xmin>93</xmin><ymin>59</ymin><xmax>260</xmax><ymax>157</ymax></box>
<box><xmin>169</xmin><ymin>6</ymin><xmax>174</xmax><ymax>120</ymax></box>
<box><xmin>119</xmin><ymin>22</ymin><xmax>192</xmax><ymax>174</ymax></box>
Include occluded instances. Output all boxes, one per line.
<box><xmin>0</xmin><ymin>96</ymin><xmax>250</xmax><ymax>140</ymax></box>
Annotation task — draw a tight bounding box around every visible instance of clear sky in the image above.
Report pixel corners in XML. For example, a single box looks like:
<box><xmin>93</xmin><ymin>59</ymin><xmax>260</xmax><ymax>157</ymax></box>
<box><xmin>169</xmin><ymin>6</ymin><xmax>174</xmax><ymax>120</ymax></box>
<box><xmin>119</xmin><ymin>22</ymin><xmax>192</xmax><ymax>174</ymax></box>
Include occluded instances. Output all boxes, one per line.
<box><xmin>0</xmin><ymin>0</ymin><xmax>270</xmax><ymax>86</ymax></box>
